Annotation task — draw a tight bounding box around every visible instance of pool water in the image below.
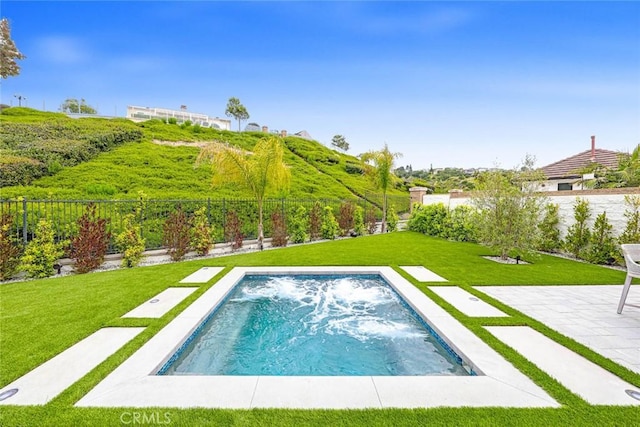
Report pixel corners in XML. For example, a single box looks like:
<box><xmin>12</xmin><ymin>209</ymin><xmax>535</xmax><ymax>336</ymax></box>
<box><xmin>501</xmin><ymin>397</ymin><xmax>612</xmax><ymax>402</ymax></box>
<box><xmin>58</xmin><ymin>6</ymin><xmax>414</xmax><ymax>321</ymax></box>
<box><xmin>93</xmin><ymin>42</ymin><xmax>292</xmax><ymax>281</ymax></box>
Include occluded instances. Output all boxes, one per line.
<box><xmin>159</xmin><ymin>274</ymin><xmax>469</xmax><ymax>376</ymax></box>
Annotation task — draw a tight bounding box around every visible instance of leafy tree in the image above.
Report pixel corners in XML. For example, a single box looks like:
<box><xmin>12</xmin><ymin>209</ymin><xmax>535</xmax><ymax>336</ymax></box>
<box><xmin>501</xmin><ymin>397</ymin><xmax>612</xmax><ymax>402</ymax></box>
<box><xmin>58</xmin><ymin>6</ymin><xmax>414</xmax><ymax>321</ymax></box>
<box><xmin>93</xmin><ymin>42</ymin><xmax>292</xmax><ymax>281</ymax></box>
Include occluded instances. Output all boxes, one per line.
<box><xmin>270</xmin><ymin>210</ymin><xmax>288</xmax><ymax>247</ymax></box>
<box><xmin>386</xmin><ymin>206</ymin><xmax>399</xmax><ymax>232</ymax></box>
<box><xmin>308</xmin><ymin>201</ymin><xmax>322</xmax><ymax>241</ymax></box>
<box><xmin>353</xmin><ymin>205</ymin><xmax>365</xmax><ymax>236</ymax></box>
<box><xmin>289</xmin><ymin>205</ymin><xmax>309</xmax><ymax>244</ymax></box>
<box><xmin>191</xmin><ymin>207</ymin><xmax>215</xmax><ymax>256</ymax></box>
<box><xmin>360</xmin><ymin>144</ymin><xmax>402</xmax><ymax>233</ymax></box>
<box><xmin>225</xmin><ymin>97</ymin><xmax>250</xmax><ymax>131</ymax></box>
<box><xmin>320</xmin><ymin>206</ymin><xmax>340</xmax><ymax>240</ymax></box>
<box><xmin>619</xmin><ymin>195</ymin><xmax>640</xmax><ymax>244</ymax></box>
<box><xmin>116</xmin><ymin>213</ymin><xmax>145</xmax><ymax>268</ymax></box>
<box><xmin>537</xmin><ymin>203</ymin><xmax>562</xmax><ymax>252</ymax></box>
<box><xmin>0</xmin><ymin>18</ymin><xmax>26</xmax><ymax>79</ymax></box>
<box><xmin>617</xmin><ymin>144</ymin><xmax>640</xmax><ymax>187</ymax></box>
<box><xmin>471</xmin><ymin>159</ymin><xmax>546</xmax><ymax>260</ymax></box>
<box><xmin>564</xmin><ymin>198</ymin><xmax>591</xmax><ymax>259</ymax></box>
<box><xmin>331</xmin><ymin>134</ymin><xmax>349</xmax><ymax>152</ymax></box>
<box><xmin>585</xmin><ymin>212</ymin><xmax>617</xmax><ymax>265</ymax></box>
<box><xmin>60</xmin><ymin>98</ymin><xmax>97</xmax><ymax>114</ymax></box>
<box><xmin>196</xmin><ymin>136</ymin><xmax>290</xmax><ymax>250</ymax></box>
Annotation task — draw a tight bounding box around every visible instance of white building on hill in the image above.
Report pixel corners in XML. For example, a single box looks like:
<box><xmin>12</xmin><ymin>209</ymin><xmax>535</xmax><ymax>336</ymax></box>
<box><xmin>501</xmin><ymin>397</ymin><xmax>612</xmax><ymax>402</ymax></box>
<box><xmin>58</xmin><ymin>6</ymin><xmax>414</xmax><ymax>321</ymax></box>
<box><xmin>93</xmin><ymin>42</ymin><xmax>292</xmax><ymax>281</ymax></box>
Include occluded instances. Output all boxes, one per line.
<box><xmin>126</xmin><ymin>105</ymin><xmax>231</xmax><ymax>130</ymax></box>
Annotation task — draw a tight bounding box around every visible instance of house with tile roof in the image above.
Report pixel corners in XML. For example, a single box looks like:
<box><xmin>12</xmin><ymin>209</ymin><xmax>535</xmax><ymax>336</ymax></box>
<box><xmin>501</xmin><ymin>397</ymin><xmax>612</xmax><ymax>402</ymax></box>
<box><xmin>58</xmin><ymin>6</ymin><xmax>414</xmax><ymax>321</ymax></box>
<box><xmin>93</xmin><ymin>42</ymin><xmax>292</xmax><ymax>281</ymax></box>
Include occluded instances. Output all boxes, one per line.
<box><xmin>538</xmin><ymin>136</ymin><xmax>623</xmax><ymax>191</ymax></box>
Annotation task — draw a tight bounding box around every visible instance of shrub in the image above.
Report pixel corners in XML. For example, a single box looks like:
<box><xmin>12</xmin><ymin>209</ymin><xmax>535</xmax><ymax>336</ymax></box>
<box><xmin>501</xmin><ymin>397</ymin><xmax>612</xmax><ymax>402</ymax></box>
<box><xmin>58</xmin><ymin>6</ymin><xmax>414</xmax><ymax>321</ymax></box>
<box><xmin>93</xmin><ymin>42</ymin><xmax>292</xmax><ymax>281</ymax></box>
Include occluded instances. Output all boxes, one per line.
<box><xmin>564</xmin><ymin>198</ymin><xmax>591</xmax><ymax>259</ymax></box>
<box><xmin>309</xmin><ymin>202</ymin><xmax>322</xmax><ymax>241</ymax></box>
<box><xmin>225</xmin><ymin>210</ymin><xmax>243</xmax><ymax>250</ymax></box>
<box><xmin>70</xmin><ymin>203</ymin><xmax>110</xmax><ymax>273</ymax></box>
<box><xmin>407</xmin><ymin>203</ymin><xmax>448</xmax><ymax>237</ymax></box>
<box><xmin>619</xmin><ymin>195</ymin><xmax>640</xmax><ymax>244</ymax></box>
<box><xmin>321</xmin><ymin>206</ymin><xmax>340</xmax><ymax>240</ymax></box>
<box><xmin>270</xmin><ymin>210</ymin><xmax>288</xmax><ymax>247</ymax></box>
<box><xmin>289</xmin><ymin>205</ymin><xmax>309</xmax><ymax>244</ymax></box>
<box><xmin>443</xmin><ymin>205</ymin><xmax>478</xmax><ymax>242</ymax></box>
<box><xmin>537</xmin><ymin>203</ymin><xmax>562</xmax><ymax>252</ymax></box>
<box><xmin>365</xmin><ymin>207</ymin><xmax>378</xmax><ymax>234</ymax></box>
<box><xmin>20</xmin><ymin>219</ymin><xmax>66</xmax><ymax>279</ymax></box>
<box><xmin>338</xmin><ymin>202</ymin><xmax>356</xmax><ymax>236</ymax></box>
<box><xmin>386</xmin><ymin>206</ymin><xmax>399</xmax><ymax>232</ymax></box>
<box><xmin>0</xmin><ymin>213</ymin><xmax>22</xmax><ymax>280</ymax></box>
<box><xmin>163</xmin><ymin>207</ymin><xmax>191</xmax><ymax>262</ymax></box>
<box><xmin>168</xmin><ymin>117</ymin><xmax>177</xmax><ymax>125</ymax></box>
<box><xmin>585</xmin><ymin>212</ymin><xmax>617</xmax><ymax>265</ymax></box>
<box><xmin>191</xmin><ymin>207</ymin><xmax>215</xmax><ymax>256</ymax></box>
<box><xmin>353</xmin><ymin>205</ymin><xmax>365</xmax><ymax>236</ymax></box>
<box><xmin>115</xmin><ymin>213</ymin><xmax>145</xmax><ymax>268</ymax></box>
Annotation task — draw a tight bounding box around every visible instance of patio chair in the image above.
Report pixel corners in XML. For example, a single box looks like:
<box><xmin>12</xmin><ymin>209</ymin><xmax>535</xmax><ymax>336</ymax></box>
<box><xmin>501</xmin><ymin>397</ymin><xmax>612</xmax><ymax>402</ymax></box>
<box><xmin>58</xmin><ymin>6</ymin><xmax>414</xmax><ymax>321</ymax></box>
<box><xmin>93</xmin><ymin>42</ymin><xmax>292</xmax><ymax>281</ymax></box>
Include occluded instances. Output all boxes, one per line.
<box><xmin>617</xmin><ymin>244</ymin><xmax>640</xmax><ymax>314</ymax></box>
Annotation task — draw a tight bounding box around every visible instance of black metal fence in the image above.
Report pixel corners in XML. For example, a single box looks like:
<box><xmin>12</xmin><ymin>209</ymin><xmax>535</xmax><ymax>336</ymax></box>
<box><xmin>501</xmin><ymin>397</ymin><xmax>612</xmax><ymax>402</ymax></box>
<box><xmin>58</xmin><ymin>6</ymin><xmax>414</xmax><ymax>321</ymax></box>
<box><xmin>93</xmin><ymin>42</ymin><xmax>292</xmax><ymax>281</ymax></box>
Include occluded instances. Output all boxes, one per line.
<box><xmin>0</xmin><ymin>195</ymin><xmax>409</xmax><ymax>254</ymax></box>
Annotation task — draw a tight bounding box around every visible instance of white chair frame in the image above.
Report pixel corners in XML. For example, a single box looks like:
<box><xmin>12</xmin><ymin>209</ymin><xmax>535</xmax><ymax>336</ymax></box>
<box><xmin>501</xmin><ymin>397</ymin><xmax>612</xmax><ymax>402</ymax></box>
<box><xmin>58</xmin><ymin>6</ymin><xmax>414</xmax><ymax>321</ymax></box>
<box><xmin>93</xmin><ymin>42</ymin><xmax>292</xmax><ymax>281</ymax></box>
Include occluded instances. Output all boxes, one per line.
<box><xmin>617</xmin><ymin>244</ymin><xmax>640</xmax><ymax>314</ymax></box>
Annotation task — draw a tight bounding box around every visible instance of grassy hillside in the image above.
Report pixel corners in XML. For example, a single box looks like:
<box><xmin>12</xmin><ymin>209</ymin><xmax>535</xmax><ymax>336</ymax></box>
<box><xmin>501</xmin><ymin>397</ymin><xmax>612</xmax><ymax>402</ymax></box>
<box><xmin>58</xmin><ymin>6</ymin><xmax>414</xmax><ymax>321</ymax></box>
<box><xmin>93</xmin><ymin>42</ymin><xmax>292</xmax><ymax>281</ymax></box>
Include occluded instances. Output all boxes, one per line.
<box><xmin>0</xmin><ymin>108</ymin><xmax>408</xmax><ymax>204</ymax></box>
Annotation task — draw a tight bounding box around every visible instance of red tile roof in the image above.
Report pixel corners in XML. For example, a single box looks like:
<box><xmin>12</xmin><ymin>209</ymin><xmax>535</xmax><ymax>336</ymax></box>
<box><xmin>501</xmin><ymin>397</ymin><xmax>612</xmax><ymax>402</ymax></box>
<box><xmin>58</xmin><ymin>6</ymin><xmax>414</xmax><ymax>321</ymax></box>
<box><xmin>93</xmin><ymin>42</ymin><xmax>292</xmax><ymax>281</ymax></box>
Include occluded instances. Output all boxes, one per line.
<box><xmin>540</xmin><ymin>149</ymin><xmax>623</xmax><ymax>179</ymax></box>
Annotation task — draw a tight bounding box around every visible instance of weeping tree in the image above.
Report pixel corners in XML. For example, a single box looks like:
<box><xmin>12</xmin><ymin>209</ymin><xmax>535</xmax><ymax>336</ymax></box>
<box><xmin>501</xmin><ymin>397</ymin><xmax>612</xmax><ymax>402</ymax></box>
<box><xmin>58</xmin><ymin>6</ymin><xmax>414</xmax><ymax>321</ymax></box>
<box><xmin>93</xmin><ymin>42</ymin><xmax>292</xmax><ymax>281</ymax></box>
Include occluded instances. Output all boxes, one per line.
<box><xmin>360</xmin><ymin>144</ymin><xmax>401</xmax><ymax>233</ymax></box>
<box><xmin>196</xmin><ymin>136</ymin><xmax>290</xmax><ymax>249</ymax></box>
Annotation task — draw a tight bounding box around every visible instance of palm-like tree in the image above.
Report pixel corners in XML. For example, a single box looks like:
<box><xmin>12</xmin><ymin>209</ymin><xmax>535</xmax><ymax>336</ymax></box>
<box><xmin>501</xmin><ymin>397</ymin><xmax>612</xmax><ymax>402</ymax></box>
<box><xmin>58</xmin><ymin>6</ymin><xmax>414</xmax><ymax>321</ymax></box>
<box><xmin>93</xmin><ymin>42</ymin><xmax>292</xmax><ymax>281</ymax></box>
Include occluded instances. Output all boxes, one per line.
<box><xmin>360</xmin><ymin>144</ymin><xmax>401</xmax><ymax>233</ymax></box>
<box><xmin>196</xmin><ymin>136</ymin><xmax>290</xmax><ymax>249</ymax></box>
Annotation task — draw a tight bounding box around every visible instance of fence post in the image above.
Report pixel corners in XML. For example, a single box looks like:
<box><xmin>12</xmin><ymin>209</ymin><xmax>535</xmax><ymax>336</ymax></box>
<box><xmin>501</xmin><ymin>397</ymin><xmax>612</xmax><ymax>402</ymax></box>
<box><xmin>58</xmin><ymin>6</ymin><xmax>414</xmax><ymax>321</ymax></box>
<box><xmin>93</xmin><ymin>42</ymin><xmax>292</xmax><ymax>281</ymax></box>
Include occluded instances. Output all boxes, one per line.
<box><xmin>207</xmin><ymin>197</ymin><xmax>212</xmax><ymax>224</ymax></box>
<box><xmin>222</xmin><ymin>199</ymin><xmax>226</xmax><ymax>240</ymax></box>
<box><xmin>22</xmin><ymin>198</ymin><xmax>28</xmax><ymax>245</ymax></box>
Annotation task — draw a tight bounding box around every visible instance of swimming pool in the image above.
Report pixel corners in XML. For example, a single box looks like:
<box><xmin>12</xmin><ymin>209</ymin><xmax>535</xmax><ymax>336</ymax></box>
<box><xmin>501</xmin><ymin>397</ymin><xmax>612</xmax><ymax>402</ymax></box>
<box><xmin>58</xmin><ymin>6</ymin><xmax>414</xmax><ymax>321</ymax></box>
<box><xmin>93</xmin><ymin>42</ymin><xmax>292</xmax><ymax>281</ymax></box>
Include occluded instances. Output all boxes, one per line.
<box><xmin>159</xmin><ymin>274</ymin><xmax>470</xmax><ymax>376</ymax></box>
<box><xmin>76</xmin><ymin>267</ymin><xmax>558</xmax><ymax>408</ymax></box>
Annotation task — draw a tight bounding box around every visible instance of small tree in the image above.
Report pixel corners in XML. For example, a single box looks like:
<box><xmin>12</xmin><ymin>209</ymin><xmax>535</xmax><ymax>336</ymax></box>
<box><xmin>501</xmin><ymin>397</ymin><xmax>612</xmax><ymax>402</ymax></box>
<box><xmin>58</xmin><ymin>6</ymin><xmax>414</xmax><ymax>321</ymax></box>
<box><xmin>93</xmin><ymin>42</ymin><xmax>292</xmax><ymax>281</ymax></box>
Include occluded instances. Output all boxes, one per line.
<box><xmin>564</xmin><ymin>198</ymin><xmax>591</xmax><ymax>259</ymax></box>
<box><xmin>386</xmin><ymin>206</ymin><xmax>399</xmax><ymax>232</ymax></box>
<box><xmin>0</xmin><ymin>18</ymin><xmax>26</xmax><ymax>79</ymax></box>
<box><xmin>360</xmin><ymin>144</ymin><xmax>402</xmax><ymax>233</ymax></box>
<box><xmin>353</xmin><ymin>206</ymin><xmax>365</xmax><ymax>236</ymax></box>
<box><xmin>270</xmin><ymin>210</ymin><xmax>288</xmax><ymax>247</ymax></box>
<box><xmin>163</xmin><ymin>207</ymin><xmax>191</xmax><ymax>262</ymax></box>
<box><xmin>20</xmin><ymin>219</ymin><xmax>66</xmax><ymax>278</ymax></box>
<box><xmin>225</xmin><ymin>97</ymin><xmax>250</xmax><ymax>131</ymax></box>
<box><xmin>471</xmin><ymin>159</ymin><xmax>546</xmax><ymax>260</ymax></box>
<box><xmin>537</xmin><ymin>203</ymin><xmax>562</xmax><ymax>253</ymax></box>
<box><xmin>365</xmin><ymin>207</ymin><xmax>378</xmax><ymax>234</ymax></box>
<box><xmin>321</xmin><ymin>206</ymin><xmax>340</xmax><ymax>240</ymax></box>
<box><xmin>308</xmin><ymin>201</ymin><xmax>323</xmax><ymax>241</ymax></box>
<box><xmin>585</xmin><ymin>212</ymin><xmax>617</xmax><ymax>265</ymax></box>
<box><xmin>196</xmin><ymin>136</ymin><xmax>290</xmax><ymax>250</ymax></box>
<box><xmin>289</xmin><ymin>205</ymin><xmax>309</xmax><ymax>244</ymax></box>
<box><xmin>619</xmin><ymin>195</ymin><xmax>640</xmax><ymax>244</ymax></box>
<box><xmin>191</xmin><ymin>207</ymin><xmax>215</xmax><ymax>256</ymax></box>
<box><xmin>0</xmin><ymin>213</ymin><xmax>22</xmax><ymax>280</ymax></box>
<box><xmin>115</xmin><ymin>214</ymin><xmax>145</xmax><ymax>268</ymax></box>
<box><xmin>331</xmin><ymin>135</ymin><xmax>350</xmax><ymax>152</ymax></box>
<box><xmin>70</xmin><ymin>203</ymin><xmax>110</xmax><ymax>273</ymax></box>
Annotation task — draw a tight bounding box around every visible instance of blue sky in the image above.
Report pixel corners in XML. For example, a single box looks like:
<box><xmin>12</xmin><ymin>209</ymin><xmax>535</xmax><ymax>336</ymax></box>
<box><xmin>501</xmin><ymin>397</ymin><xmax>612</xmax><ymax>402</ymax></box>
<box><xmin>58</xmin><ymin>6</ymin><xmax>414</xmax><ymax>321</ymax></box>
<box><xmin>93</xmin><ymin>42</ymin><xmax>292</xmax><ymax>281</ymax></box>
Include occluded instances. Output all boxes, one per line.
<box><xmin>2</xmin><ymin>1</ymin><xmax>639</xmax><ymax>170</ymax></box>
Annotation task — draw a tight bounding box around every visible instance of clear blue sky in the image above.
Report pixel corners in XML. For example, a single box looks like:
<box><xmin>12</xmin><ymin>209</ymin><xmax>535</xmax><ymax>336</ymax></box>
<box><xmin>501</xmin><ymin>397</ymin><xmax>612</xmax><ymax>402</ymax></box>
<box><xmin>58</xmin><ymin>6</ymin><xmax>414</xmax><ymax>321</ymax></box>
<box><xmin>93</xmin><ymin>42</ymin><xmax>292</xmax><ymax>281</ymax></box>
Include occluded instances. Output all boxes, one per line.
<box><xmin>2</xmin><ymin>1</ymin><xmax>639</xmax><ymax>170</ymax></box>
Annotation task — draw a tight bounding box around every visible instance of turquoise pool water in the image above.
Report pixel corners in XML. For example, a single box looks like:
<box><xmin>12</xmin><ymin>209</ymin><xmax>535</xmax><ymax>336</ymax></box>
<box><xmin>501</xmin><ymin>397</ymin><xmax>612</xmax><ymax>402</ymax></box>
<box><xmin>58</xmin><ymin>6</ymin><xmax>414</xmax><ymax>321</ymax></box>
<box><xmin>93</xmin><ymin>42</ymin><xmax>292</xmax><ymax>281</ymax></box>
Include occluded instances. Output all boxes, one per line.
<box><xmin>159</xmin><ymin>274</ymin><xmax>470</xmax><ymax>376</ymax></box>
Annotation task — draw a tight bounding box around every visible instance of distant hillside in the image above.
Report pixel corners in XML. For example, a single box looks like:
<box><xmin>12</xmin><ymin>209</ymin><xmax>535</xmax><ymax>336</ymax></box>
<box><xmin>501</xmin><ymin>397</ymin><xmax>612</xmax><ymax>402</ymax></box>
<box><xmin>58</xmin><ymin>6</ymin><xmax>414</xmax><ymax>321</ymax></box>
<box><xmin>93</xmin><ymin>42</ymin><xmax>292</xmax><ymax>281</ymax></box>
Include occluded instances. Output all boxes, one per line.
<box><xmin>0</xmin><ymin>108</ymin><xmax>408</xmax><ymax>209</ymax></box>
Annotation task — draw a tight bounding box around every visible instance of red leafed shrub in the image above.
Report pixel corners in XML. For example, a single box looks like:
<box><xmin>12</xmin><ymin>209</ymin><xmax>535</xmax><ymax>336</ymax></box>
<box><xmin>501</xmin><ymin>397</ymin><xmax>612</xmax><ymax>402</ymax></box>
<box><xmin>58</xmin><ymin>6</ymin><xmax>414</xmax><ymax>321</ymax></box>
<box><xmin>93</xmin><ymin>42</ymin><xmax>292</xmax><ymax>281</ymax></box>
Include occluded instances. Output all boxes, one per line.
<box><xmin>70</xmin><ymin>203</ymin><xmax>111</xmax><ymax>273</ymax></box>
<box><xmin>338</xmin><ymin>201</ymin><xmax>356</xmax><ymax>236</ymax></box>
<box><xmin>225</xmin><ymin>210</ymin><xmax>243</xmax><ymax>251</ymax></box>
<box><xmin>270</xmin><ymin>210</ymin><xmax>288</xmax><ymax>247</ymax></box>
<box><xmin>163</xmin><ymin>207</ymin><xmax>191</xmax><ymax>262</ymax></box>
<box><xmin>309</xmin><ymin>201</ymin><xmax>322</xmax><ymax>241</ymax></box>
<box><xmin>0</xmin><ymin>213</ymin><xmax>22</xmax><ymax>280</ymax></box>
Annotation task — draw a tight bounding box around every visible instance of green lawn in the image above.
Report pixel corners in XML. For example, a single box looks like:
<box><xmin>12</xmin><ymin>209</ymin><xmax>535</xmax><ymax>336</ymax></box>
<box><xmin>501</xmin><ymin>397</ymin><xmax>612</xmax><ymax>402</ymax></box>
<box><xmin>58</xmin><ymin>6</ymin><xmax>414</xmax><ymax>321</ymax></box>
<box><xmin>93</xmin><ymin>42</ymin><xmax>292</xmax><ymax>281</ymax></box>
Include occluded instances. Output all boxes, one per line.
<box><xmin>1</xmin><ymin>232</ymin><xmax>639</xmax><ymax>426</ymax></box>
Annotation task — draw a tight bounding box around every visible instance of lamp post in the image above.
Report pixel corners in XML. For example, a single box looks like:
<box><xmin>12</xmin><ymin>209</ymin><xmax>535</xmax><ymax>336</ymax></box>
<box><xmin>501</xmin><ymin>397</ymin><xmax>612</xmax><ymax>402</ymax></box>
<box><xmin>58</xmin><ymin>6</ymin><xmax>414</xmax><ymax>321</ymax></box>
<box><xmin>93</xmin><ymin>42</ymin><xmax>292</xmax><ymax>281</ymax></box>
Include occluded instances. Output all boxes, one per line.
<box><xmin>13</xmin><ymin>94</ymin><xmax>26</xmax><ymax>107</ymax></box>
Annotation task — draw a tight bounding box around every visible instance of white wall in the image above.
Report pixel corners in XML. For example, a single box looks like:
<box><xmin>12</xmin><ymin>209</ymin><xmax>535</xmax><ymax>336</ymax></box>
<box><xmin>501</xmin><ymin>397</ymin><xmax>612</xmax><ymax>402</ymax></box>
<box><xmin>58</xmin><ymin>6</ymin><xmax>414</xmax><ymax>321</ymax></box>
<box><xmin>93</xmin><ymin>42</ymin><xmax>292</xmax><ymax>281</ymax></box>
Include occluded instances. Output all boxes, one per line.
<box><xmin>422</xmin><ymin>190</ymin><xmax>638</xmax><ymax>239</ymax></box>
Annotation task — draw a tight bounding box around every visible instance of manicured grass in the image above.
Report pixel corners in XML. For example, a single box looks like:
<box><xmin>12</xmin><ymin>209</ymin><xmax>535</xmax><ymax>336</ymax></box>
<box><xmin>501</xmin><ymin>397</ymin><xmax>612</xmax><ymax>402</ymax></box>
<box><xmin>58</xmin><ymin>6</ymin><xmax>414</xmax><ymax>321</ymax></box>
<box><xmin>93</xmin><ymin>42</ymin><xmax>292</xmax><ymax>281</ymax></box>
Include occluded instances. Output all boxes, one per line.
<box><xmin>1</xmin><ymin>232</ymin><xmax>638</xmax><ymax>426</ymax></box>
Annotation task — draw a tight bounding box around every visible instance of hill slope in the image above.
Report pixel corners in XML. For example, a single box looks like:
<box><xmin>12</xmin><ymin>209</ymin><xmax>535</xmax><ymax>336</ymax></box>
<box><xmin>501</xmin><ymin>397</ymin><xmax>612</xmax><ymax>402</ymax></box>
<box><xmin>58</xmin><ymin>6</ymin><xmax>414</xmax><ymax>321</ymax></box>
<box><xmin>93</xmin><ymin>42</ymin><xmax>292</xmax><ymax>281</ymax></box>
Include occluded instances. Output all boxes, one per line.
<box><xmin>0</xmin><ymin>109</ymin><xmax>408</xmax><ymax>207</ymax></box>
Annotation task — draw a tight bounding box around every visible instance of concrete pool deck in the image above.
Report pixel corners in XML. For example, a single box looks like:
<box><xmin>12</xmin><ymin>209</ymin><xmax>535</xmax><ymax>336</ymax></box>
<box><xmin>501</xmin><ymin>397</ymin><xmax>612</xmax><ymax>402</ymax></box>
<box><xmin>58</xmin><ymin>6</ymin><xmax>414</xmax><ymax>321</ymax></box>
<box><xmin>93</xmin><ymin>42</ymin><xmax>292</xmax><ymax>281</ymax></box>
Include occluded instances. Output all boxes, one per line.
<box><xmin>2</xmin><ymin>267</ymin><xmax>639</xmax><ymax>408</ymax></box>
<box><xmin>75</xmin><ymin>267</ymin><xmax>558</xmax><ymax>409</ymax></box>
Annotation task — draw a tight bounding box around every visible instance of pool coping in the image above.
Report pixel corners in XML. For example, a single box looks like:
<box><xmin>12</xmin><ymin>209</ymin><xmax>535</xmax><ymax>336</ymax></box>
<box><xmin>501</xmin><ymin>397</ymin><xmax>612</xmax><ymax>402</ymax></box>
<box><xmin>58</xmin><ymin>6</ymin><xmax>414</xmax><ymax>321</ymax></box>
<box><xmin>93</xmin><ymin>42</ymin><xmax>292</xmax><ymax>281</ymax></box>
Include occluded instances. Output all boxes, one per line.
<box><xmin>75</xmin><ymin>266</ymin><xmax>558</xmax><ymax>409</ymax></box>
